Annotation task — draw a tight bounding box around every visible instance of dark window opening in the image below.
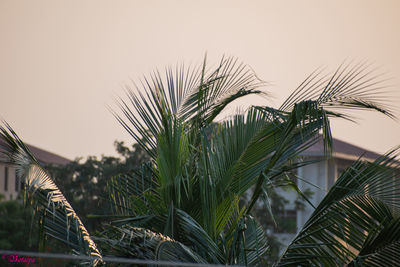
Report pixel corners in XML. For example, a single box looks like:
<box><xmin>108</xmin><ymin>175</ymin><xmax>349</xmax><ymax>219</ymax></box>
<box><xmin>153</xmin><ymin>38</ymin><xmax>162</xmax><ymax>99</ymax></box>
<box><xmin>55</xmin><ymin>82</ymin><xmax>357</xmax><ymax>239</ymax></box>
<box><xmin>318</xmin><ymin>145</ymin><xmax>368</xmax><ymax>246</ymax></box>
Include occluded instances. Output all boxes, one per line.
<box><xmin>4</xmin><ymin>167</ymin><xmax>8</xmax><ymax>191</ymax></box>
<box><xmin>16</xmin><ymin>169</ymin><xmax>24</xmax><ymax>190</ymax></box>
<box><xmin>15</xmin><ymin>170</ymin><xmax>19</xmax><ymax>192</ymax></box>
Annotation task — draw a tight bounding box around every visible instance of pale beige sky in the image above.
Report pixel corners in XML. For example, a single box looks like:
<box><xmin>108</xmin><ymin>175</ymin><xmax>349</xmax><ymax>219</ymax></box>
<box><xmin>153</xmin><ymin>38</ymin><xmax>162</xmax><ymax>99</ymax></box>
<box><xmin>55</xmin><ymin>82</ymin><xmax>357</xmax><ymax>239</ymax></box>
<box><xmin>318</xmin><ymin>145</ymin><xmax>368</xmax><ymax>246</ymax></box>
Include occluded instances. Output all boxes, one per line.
<box><xmin>0</xmin><ymin>0</ymin><xmax>399</xmax><ymax>159</ymax></box>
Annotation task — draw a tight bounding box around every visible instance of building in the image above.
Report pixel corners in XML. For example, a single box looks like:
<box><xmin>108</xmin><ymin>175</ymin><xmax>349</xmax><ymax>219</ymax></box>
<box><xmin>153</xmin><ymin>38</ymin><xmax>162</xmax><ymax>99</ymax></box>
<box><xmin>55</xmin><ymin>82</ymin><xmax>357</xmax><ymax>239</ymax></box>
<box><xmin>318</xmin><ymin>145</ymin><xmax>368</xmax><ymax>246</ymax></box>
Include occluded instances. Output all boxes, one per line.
<box><xmin>274</xmin><ymin>137</ymin><xmax>381</xmax><ymax>247</ymax></box>
<box><xmin>0</xmin><ymin>140</ymin><xmax>70</xmax><ymax>201</ymax></box>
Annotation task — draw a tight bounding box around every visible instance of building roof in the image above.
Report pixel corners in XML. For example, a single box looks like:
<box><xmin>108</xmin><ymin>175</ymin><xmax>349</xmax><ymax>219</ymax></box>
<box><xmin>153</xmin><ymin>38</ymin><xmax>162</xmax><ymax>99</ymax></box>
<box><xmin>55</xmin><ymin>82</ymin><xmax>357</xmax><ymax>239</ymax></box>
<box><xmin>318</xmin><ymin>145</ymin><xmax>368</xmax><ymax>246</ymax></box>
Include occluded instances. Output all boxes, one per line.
<box><xmin>0</xmin><ymin>139</ymin><xmax>71</xmax><ymax>165</ymax></box>
<box><xmin>0</xmin><ymin>136</ymin><xmax>385</xmax><ymax>165</ymax></box>
<box><xmin>302</xmin><ymin>136</ymin><xmax>381</xmax><ymax>161</ymax></box>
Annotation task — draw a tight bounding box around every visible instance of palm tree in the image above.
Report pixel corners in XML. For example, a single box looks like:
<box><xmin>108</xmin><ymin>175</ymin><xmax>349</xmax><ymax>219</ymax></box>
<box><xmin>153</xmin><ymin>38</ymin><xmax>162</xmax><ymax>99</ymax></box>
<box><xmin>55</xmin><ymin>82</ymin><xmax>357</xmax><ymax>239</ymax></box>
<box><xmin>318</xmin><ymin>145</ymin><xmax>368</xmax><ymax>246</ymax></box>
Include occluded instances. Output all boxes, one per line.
<box><xmin>1</xmin><ymin>56</ymin><xmax>399</xmax><ymax>266</ymax></box>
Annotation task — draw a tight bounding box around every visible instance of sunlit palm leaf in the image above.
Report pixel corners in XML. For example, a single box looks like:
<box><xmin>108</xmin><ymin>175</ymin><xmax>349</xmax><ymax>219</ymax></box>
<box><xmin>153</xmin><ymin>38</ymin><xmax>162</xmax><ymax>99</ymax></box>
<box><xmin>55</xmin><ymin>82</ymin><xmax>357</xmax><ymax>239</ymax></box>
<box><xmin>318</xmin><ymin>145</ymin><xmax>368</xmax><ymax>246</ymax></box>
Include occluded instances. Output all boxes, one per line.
<box><xmin>98</xmin><ymin>224</ymin><xmax>208</xmax><ymax>264</ymax></box>
<box><xmin>0</xmin><ymin>123</ymin><xmax>102</xmax><ymax>266</ymax></box>
<box><xmin>97</xmin><ymin>225</ymin><xmax>172</xmax><ymax>259</ymax></box>
<box><xmin>108</xmin><ymin>208</ymin><xmax>225</xmax><ymax>264</ymax></box>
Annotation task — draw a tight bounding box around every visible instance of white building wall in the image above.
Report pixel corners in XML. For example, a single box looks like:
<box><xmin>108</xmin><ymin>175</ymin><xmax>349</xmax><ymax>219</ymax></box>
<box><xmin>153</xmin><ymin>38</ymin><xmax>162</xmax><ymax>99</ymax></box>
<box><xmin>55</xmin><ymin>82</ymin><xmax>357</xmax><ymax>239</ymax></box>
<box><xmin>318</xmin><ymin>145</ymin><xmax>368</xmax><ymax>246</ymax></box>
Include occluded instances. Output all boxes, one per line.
<box><xmin>275</xmin><ymin>157</ymin><xmax>355</xmax><ymax>251</ymax></box>
<box><xmin>297</xmin><ymin>160</ymin><xmax>327</xmax><ymax>231</ymax></box>
<box><xmin>0</xmin><ymin>163</ymin><xmax>20</xmax><ymax>201</ymax></box>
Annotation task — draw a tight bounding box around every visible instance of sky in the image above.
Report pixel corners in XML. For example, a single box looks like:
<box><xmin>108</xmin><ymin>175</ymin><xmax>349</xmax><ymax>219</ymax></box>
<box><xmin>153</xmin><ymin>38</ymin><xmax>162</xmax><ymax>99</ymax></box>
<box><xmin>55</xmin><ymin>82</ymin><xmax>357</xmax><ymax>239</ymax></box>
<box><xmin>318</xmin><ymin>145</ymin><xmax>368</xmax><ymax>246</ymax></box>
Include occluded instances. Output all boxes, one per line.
<box><xmin>0</xmin><ymin>0</ymin><xmax>399</xmax><ymax>160</ymax></box>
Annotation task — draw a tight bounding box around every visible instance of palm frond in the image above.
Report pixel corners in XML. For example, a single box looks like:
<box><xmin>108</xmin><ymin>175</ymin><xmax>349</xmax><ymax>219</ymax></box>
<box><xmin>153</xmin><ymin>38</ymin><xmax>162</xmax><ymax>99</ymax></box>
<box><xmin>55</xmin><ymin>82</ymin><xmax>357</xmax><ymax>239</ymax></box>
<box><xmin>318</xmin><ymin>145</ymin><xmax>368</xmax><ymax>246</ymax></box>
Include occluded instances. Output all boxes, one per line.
<box><xmin>97</xmin><ymin>225</ymin><xmax>172</xmax><ymax>259</ymax></box>
<box><xmin>233</xmin><ymin>215</ymin><xmax>269</xmax><ymax>266</ymax></box>
<box><xmin>277</xmin><ymin>149</ymin><xmax>400</xmax><ymax>266</ymax></box>
<box><xmin>156</xmin><ymin>241</ymin><xmax>207</xmax><ymax>264</ymax></box>
<box><xmin>348</xmin><ymin>217</ymin><xmax>400</xmax><ymax>266</ymax></box>
<box><xmin>245</xmin><ymin>101</ymin><xmax>333</xmax><ymax>214</ymax></box>
<box><xmin>105</xmin><ymin>208</ymin><xmax>225</xmax><ymax>264</ymax></box>
<box><xmin>0</xmin><ymin>122</ymin><xmax>102</xmax><ymax>266</ymax></box>
<box><xmin>113</xmin><ymin>56</ymin><xmax>266</xmax><ymax>160</ymax></box>
<box><xmin>280</xmin><ymin>61</ymin><xmax>395</xmax><ymax>119</ymax></box>
<box><xmin>97</xmin><ymin>224</ymin><xmax>208</xmax><ymax>264</ymax></box>
<box><xmin>108</xmin><ymin>162</ymin><xmax>160</xmax><ymax>216</ymax></box>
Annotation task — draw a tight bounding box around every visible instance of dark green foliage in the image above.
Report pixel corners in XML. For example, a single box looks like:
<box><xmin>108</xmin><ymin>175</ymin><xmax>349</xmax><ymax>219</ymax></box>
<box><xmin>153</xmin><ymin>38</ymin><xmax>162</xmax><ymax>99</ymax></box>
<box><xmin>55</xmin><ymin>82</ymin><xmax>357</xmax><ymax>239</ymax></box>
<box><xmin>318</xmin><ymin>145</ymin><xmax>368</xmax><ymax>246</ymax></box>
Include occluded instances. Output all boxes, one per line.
<box><xmin>47</xmin><ymin>141</ymin><xmax>150</xmax><ymax>232</ymax></box>
<box><xmin>0</xmin><ymin>197</ymin><xmax>38</xmax><ymax>251</ymax></box>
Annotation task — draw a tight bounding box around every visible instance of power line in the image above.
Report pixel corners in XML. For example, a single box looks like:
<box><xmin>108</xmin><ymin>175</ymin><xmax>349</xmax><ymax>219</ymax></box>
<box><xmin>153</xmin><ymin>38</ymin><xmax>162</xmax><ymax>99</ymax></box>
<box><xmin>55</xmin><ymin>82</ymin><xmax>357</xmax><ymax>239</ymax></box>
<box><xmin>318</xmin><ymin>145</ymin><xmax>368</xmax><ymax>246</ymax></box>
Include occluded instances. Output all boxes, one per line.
<box><xmin>0</xmin><ymin>250</ymin><xmax>245</xmax><ymax>266</ymax></box>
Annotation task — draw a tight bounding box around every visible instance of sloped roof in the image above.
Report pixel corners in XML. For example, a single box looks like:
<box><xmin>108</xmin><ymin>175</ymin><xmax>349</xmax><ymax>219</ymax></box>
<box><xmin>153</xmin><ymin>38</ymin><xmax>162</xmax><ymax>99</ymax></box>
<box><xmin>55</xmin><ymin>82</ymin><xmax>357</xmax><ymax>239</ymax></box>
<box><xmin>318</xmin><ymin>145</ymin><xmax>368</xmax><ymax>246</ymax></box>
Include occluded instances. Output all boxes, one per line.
<box><xmin>0</xmin><ymin>139</ymin><xmax>70</xmax><ymax>165</ymax></box>
<box><xmin>302</xmin><ymin>136</ymin><xmax>381</xmax><ymax>161</ymax></box>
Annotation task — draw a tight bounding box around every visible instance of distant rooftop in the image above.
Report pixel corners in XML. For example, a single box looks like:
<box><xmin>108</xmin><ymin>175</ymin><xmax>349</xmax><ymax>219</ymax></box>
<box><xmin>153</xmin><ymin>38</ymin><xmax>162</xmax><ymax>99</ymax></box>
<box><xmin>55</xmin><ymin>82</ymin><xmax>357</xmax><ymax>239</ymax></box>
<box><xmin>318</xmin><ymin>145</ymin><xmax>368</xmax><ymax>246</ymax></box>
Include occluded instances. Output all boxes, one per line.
<box><xmin>302</xmin><ymin>136</ymin><xmax>381</xmax><ymax>161</ymax></box>
<box><xmin>0</xmin><ymin>139</ymin><xmax>70</xmax><ymax>165</ymax></box>
<box><xmin>0</xmin><ymin>136</ymin><xmax>385</xmax><ymax>166</ymax></box>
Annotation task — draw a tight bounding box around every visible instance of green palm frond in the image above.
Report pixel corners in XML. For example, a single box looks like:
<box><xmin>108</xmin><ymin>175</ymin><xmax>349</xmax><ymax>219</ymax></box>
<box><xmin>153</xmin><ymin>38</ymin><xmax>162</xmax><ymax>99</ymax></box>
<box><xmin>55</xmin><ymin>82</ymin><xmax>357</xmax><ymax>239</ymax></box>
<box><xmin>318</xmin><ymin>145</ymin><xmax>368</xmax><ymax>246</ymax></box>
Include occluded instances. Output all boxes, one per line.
<box><xmin>172</xmin><ymin>208</ymin><xmax>225</xmax><ymax>263</ymax></box>
<box><xmin>0</xmin><ymin>123</ymin><xmax>102</xmax><ymax>266</ymax></box>
<box><xmin>155</xmin><ymin>116</ymin><xmax>192</xmax><ymax>208</ymax></box>
<box><xmin>179</xmin><ymin>56</ymin><xmax>265</xmax><ymax>125</ymax></box>
<box><xmin>109</xmin><ymin>208</ymin><xmax>225</xmax><ymax>264</ymax></box>
<box><xmin>244</xmin><ymin>62</ymin><xmax>395</xmax><ymax>217</ymax></box>
<box><xmin>245</xmin><ymin>101</ymin><xmax>333</xmax><ymax>214</ymax></box>
<box><xmin>231</xmin><ymin>215</ymin><xmax>269</xmax><ymax>266</ymax></box>
<box><xmin>113</xmin><ymin>56</ymin><xmax>266</xmax><ymax>159</ymax></box>
<box><xmin>108</xmin><ymin>162</ymin><xmax>160</xmax><ymax>216</ymax></box>
<box><xmin>97</xmin><ymin>225</ymin><xmax>172</xmax><ymax>259</ymax></box>
<box><xmin>280</xmin><ymin>61</ymin><xmax>395</xmax><ymax>119</ymax></box>
<box><xmin>277</xmin><ymin>149</ymin><xmax>400</xmax><ymax>266</ymax></box>
<box><xmin>156</xmin><ymin>240</ymin><xmax>208</xmax><ymax>264</ymax></box>
<box><xmin>348</xmin><ymin>217</ymin><xmax>400</xmax><ymax>266</ymax></box>
<box><xmin>98</xmin><ymin>224</ymin><xmax>208</xmax><ymax>264</ymax></box>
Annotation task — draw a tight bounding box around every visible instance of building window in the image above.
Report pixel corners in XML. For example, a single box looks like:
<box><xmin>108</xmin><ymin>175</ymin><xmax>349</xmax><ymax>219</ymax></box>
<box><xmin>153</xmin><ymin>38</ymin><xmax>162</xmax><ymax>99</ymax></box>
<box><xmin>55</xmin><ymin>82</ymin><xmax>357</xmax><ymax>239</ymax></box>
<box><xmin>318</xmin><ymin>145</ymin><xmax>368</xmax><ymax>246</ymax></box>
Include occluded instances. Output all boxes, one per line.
<box><xmin>16</xmin><ymin>169</ymin><xmax>24</xmax><ymax>190</ymax></box>
<box><xmin>15</xmin><ymin>170</ymin><xmax>19</xmax><ymax>192</ymax></box>
<box><xmin>4</xmin><ymin>167</ymin><xmax>8</xmax><ymax>191</ymax></box>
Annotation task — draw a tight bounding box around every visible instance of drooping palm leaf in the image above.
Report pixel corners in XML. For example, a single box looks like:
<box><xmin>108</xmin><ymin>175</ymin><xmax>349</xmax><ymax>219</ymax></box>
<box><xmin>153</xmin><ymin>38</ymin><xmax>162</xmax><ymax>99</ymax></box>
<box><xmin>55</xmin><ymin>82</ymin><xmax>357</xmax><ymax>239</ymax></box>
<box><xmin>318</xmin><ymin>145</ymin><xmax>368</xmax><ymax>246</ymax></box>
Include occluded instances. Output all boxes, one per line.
<box><xmin>97</xmin><ymin>225</ymin><xmax>171</xmax><ymax>259</ymax></box>
<box><xmin>277</xmin><ymin>149</ymin><xmax>400</xmax><ymax>266</ymax></box>
<box><xmin>101</xmin><ymin>207</ymin><xmax>225</xmax><ymax>264</ymax></box>
<box><xmin>0</xmin><ymin>123</ymin><xmax>102</xmax><ymax>266</ymax></box>
<box><xmin>280</xmin><ymin>61</ymin><xmax>395</xmax><ymax>119</ymax></box>
<box><xmin>98</xmin><ymin>224</ymin><xmax>207</xmax><ymax>264</ymax></box>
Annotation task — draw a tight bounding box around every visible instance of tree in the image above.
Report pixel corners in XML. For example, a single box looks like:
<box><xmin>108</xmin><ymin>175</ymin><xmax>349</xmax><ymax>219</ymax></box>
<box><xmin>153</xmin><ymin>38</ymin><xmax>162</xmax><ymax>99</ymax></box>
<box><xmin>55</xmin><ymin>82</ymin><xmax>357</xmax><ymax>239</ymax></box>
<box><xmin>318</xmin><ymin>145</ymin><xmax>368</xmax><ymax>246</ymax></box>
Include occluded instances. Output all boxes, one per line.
<box><xmin>0</xmin><ymin>196</ymin><xmax>70</xmax><ymax>266</ymax></box>
<box><xmin>0</xmin><ymin>196</ymin><xmax>38</xmax><ymax>251</ymax></box>
<box><xmin>47</xmin><ymin>141</ymin><xmax>149</xmax><ymax>232</ymax></box>
<box><xmin>0</xmin><ymin>56</ymin><xmax>399</xmax><ymax>266</ymax></box>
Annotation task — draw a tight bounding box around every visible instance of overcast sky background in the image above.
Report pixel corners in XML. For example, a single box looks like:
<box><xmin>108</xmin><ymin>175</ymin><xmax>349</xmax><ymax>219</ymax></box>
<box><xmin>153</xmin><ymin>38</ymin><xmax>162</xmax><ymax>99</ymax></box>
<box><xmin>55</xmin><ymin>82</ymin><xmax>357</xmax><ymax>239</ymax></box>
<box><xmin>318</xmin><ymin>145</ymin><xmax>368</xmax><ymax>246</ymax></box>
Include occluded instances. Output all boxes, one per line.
<box><xmin>0</xmin><ymin>0</ymin><xmax>399</xmax><ymax>160</ymax></box>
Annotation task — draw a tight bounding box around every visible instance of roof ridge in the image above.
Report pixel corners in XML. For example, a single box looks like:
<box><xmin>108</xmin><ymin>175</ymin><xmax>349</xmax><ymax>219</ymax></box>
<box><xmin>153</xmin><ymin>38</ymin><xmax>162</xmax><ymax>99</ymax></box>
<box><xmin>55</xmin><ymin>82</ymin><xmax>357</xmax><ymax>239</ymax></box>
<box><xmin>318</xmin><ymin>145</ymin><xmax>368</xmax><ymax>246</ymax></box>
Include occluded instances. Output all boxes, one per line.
<box><xmin>0</xmin><ymin>139</ymin><xmax>71</xmax><ymax>165</ymax></box>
